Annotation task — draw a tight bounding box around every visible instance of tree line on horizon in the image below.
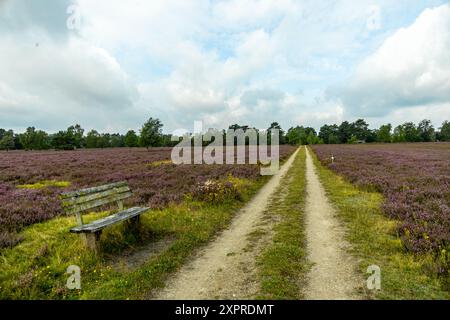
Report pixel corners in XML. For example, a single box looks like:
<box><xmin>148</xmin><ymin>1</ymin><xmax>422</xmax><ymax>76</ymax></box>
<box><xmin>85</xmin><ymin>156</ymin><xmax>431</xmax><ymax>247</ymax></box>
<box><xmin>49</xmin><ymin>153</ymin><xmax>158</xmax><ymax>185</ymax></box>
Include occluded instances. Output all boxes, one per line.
<box><xmin>0</xmin><ymin>118</ymin><xmax>449</xmax><ymax>151</ymax></box>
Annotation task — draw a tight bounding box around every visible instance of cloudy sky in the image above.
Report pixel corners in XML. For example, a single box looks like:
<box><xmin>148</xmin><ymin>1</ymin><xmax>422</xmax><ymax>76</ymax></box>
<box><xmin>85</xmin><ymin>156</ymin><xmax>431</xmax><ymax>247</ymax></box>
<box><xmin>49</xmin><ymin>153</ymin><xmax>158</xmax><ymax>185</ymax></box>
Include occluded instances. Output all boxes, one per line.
<box><xmin>1</xmin><ymin>0</ymin><xmax>449</xmax><ymax>134</ymax></box>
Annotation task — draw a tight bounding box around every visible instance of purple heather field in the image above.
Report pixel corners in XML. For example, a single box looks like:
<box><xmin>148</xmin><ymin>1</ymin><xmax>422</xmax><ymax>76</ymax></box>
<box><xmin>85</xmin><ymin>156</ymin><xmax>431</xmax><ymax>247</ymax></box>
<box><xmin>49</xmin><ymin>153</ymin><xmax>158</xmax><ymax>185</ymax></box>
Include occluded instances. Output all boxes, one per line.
<box><xmin>312</xmin><ymin>143</ymin><xmax>450</xmax><ymax>271</ymax></box>
<box><xmin>0</xmin><ymin>146</ymin><xmax>296</xmax><ymax>248</ymax></box>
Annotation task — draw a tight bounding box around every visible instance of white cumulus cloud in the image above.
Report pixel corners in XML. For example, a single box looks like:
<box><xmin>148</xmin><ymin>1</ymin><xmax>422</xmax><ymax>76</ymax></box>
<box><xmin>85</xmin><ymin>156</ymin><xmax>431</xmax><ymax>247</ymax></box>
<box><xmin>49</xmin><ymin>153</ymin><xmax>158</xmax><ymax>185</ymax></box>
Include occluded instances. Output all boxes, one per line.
<box><xmin>331</xmin><ymin>4</ymin><xmax>450</xmax><ymax>119</ymax></box>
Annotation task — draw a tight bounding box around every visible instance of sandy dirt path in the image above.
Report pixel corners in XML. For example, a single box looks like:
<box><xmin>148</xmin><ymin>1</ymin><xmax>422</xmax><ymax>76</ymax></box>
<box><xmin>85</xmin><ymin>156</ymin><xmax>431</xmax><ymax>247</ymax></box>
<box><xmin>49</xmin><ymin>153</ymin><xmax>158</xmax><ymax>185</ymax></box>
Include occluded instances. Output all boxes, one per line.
<box><xmin>153</xmin><ymin>148</ymin><xmax>300</xmax><ymax>300</ymax></box>
<box><xmin>303</xmin><ymin>147</ymin><xmax>361</xmax><ymax>300</ymax></box>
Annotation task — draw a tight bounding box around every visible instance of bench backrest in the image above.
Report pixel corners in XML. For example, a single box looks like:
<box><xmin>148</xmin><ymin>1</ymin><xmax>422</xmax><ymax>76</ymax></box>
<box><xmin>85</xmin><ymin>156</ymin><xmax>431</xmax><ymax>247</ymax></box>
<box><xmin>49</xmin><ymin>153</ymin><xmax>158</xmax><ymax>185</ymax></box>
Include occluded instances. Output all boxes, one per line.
<box><xmin>60</xmin><ymin>181</ymin><xmax>132</xmax><ymax>226</ymax></box>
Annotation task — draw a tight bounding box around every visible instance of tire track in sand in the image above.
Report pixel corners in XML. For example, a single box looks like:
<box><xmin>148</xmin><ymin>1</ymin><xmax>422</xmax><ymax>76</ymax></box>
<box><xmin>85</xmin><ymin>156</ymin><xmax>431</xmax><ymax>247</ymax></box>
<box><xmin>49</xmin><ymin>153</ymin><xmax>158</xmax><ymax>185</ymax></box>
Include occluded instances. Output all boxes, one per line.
<box><xmin>303</xmin><ymin>146</ymin><xmax>361</xmax><ymax>300</ymax></box>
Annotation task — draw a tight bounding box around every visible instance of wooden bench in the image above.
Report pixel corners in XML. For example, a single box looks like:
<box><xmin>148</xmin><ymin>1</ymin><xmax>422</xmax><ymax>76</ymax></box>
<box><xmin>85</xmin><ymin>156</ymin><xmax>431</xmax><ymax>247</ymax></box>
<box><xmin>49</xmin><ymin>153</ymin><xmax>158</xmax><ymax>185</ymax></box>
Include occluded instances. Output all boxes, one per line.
<box><xmin>60</xmin><ymin>181</ymin><xmax>149</xmax><ymax>253</ymax></box>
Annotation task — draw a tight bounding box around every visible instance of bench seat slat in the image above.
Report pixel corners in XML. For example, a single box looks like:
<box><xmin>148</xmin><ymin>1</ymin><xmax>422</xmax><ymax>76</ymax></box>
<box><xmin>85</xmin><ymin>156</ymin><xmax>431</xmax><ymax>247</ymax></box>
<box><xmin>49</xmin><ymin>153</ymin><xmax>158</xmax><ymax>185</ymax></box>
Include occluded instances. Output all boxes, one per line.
<box><xmin>61</xmin><ymin>185</ymin><xmax>131</xmax><ymax>207</ymax></box>
<box><xmin>64</xmin><ymin>191</ymin><xmax>132</xmax><ymax>214</ymax></box>
<box><xmin>60</xmin><ymin>181</ymin><xmax>128</xmax><ymax>199</ymax></box>
<box><xmin>70</xmin><ymin>207</ymin><xmax>149</xmax><ymax>233</ymax></box>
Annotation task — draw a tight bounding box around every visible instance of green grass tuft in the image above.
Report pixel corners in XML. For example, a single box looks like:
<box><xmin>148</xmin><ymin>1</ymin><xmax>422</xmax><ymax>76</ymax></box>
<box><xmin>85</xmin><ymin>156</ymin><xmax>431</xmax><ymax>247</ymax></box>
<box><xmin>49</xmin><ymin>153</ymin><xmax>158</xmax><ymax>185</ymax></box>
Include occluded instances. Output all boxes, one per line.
<box><xmin>146</xmin><ymin>160</ymin><xmax>173</xmax><ymax>167</ymax></box>
<box><xmin>17</xmin><ymin>180</ymin><xmax>71</xmax><ymax>189</ymax></box>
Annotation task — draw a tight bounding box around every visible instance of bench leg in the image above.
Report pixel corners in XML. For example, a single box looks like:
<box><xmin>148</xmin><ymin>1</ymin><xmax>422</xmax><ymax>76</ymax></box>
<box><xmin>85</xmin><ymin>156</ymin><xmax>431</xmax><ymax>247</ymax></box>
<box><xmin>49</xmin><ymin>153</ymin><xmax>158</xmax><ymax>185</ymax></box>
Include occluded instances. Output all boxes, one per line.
<box><xmin>84</xmin><ymin>231</ymin><xmax>102</xmax><ymax>254</ymax></box>
<box><xmin>126</xmin><ymin>216</ymin><xmax>140</xmax><ymax>231</ymax></box>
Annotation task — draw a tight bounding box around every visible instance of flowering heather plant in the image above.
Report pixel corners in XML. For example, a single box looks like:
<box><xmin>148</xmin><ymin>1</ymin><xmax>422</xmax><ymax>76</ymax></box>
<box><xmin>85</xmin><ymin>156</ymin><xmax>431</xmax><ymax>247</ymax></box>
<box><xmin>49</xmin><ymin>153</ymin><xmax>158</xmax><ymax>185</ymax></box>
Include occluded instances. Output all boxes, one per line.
<box><xmin>312</xmin><ymin>143</ymin><xmax>450</xmax><ymax>273</ymax></box>
<box><xmin>0</xmin><ymin>146</ymin><xmax>296</xmax><ymax>248</ymax></box>
<box><xmin>190</xmin><ymin>179</ymin><xmax>241</xmax><ymax>203</ymax></box>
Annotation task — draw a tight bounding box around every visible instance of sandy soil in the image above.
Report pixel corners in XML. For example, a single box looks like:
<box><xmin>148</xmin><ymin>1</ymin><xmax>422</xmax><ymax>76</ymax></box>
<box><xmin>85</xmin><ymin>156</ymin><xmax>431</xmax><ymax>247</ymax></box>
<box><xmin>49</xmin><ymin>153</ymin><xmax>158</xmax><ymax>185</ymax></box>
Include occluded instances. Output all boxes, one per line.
<box><xmin>303</xmin><ymin>147</ymin><xmax>362</xmax><ymax>300</ymax></box>
<box><xmin>152</xmin><ymin>148</ymin><xmax>300</xmax><ymax>300</ymax></box>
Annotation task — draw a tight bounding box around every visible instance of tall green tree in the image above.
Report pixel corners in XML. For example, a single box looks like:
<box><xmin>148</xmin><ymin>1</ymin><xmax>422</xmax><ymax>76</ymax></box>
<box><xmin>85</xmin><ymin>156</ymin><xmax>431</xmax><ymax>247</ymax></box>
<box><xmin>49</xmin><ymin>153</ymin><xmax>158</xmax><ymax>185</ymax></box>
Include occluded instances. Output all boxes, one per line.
<box><xmin>0</xmin><ymin>130</ymin><xmax>15</xmax><ymax>151</ymax></box>
<box><xmin>377</xmin><ymin>124</ymin><xmax>392</xmax><ymax>143</ymax></box>
<box><xmin>98</xmin><ymin>133</ymin><xmax>111</xmax><ymax>148</ymax></box>
<box><xmin>124</xmin><ymin>130</ymin><xmax>139</xmax><ymax>147</ymax></box>
<box><xmin>67</xmin><ymin>124</ymin><xmax>85</xmax><ymax>148</ymax></box>
<box><xmin>86</xmin><ymin>130</ymin><xmax>100</xmax><ymax>148</ymax></box>
<box><xmin>285</xmin><ymin>126</ymin><xmax>317</xmax><ymax>145</ymax></box>
<box><xmin>161</xmin><ymin>134</ymin><xmax>178</xmax><ymax>147</ymax></box>
<box><xmin>110</xmin><ymin>133</ymin><xmax>125</xmax><ymax>148</ymax></box>
<box><xmin>19</xmin><ymin>127</ymin><xmax>36</xmax><ymax>150</ymax></box>
<box><xmin>328</xmin><ymin>133</ymin><xmax>339</xmax><ymax>144</ymax></box>
<box><xmin>403</xmin><ymin>122</ymin><xmax>420</xmax><ymax>142</ymax></box>
<box><xmin>351</xmin><ymin>119</ymin><xmax>370</xmax><ymax>141</ymax></box>
<box><xmin>51</xmin><ymin>124</ymin><xmax>87</xmax><ymax>150</ymax></box>
<box><xmin>140</xmin><ymin>117</ymin><xmax>163</xmax><ymax>149</ymax></box>
<box><xmin>319</xmin><ymin>124</ymin><xmax>339</xmax><ymax>144</ymax></box>
<box><xmin>306</xmin><ymin>131</ymin><xmax>320</xmax><ymax>145</ymax></box>
<box><xmin>51</xmin><ymin>130</ymin><xmax>74</xmax><ymax>150</ymax></box>
<box><xmin>13</xmin><ymin>133</ymin><xmax>22</xmax><ymax>149</ymax></box>
<box><xmin>19</xmin><ymin>127</ymin><xmax>50</xmax><ymax>150</ymax></box>
<box><xmin>439</xmin><ymin>120</ymin><xmax>450</xmax><ymax>141</ymax></box>
<box><xmin>286</xmin><ymin>126</ymin><xmax>303</xmax><ymax>145</ymax></box>
<box><xmin>338</xmin><ymin>121</ymin><xmax>353</xmax><ymax>144</ymax></box>
<box><xmin>417</xmin><ymin>119</ymin><xmax>435</xmax><ymax>142</ymax></box>
<box><xmin>392</xmin><ymin>124</ymin><xmax>406</xmax><ymax>142</ymax></box>
<box><xmin>267</xmin><ymin>122</ymin><xmax>285</xmax><ymax>144</ymax></box>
